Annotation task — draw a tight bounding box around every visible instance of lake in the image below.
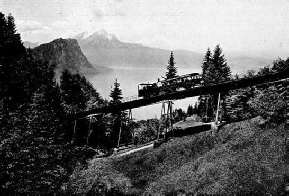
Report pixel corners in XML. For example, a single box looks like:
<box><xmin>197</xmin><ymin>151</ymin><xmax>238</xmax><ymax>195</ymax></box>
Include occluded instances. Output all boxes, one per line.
<box><xmin>88</xmin><ymin>67</ymin><xmax>201</xmax><ymax>120</ymax></box>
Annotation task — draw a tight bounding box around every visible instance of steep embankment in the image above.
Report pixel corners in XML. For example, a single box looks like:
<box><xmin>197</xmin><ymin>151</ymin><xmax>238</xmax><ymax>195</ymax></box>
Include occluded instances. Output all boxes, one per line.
<box><xmin>68</xmin><ymin>117</ymin><xmax>286</xmax><ymax>195</ymax></box>
<box><xmin>32</xmin><ymin>38</ymin><xmax>99</xmax><ymax>76</ymax></box>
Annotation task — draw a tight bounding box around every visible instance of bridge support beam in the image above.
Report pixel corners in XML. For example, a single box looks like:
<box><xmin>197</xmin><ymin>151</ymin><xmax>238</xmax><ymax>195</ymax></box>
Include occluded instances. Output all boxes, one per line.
<box><xmin>158</xmin><ymin>100</ymin><xmax>174</xmax><ymax>140</ymax></box>
<box><xmin>117</xmin><ymin>109</ymin><xmax>134</xmax><ymax>148</ymax></box>
<box><xmin>215</xmin><ymin>93</ymin><xmax>221</xmax><ymax>124</ymax></box>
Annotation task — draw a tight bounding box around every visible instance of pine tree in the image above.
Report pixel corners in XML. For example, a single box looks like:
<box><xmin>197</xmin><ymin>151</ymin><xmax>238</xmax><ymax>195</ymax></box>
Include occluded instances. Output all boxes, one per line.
<box><xmin>110</xmin><ymin>79</ymin><xmax>123</xmax><ymax>105</ymax></box>
<box><xmin>78</xmin><ymin>75</ymin><xmax>101</xmax><ymax>109</ymax></box>
<box><xmin>0</xmin><ymin>12</ymin><xmax>25</xmax><ymax>116</ymax></box>
<box><xmin>211</xmin><ymin>44</ymin><xmax>231</xmax><ymax>83</ymax></box>
<box><xmin>198</xmin><ymin>45</ymin><xmax>231</xmax><ymax>121</ymax></box>
<box><xmin>165</xmin><ymin>51</ymin><xmax>178</xmax><ymax>79</ymax></box>
<box><xmin>60</xmin><ymin>70</ymin><xmax>87</xmax><ymax>112</ymax></box>
<box><xmin>202</xmin><ymin>48</ymin><xmax>213</xmax><ymax>84</ymax></box>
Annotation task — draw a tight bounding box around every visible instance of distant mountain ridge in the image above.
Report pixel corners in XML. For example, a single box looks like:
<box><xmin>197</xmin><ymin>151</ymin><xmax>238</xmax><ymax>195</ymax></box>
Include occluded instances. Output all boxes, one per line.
<box><xmin>74</xmin><ymin>30</ymin><xmax>274</xmax><ymax>73</ymax></box>
<box><xmin>32</xmin><ymin>38</ymin><xmax>98</xmax><ymax>76</ymax></box>
<box><xmin>74</xmin><ymin>30</ymin><xmax>203</xmax><ymax>70</ymax></box>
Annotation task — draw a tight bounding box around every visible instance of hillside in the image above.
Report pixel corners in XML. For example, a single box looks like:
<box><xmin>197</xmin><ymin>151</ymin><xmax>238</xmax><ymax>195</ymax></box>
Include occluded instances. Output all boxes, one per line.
<box><xmin>67</xmin><ymin>117</ymin><xmax>286</xmax><ymax>195</ymax></box>
<box><xmin>32</xmin><ymin>38</ymin><xmax>99</xmax><ymax>76</ymax></box>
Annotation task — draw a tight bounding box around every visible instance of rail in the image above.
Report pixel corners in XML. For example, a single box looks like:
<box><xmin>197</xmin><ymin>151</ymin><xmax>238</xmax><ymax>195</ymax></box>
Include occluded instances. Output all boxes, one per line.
<box><xmin>121</xmin><ymin>95</ymin><xmax>143</xmax><ymax>103</ymax></box>
<box><xmin>75</xmin><ymin>70</ymin><xmax>289</xmax><ymax>119</ymax></box>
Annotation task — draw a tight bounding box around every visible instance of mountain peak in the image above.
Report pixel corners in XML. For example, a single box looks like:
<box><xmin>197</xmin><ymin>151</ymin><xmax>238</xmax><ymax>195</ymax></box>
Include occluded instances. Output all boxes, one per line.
<box><xmin>74</xmin><ymin>30</ymin><xmax>118</xmax><ymax>41</ymax></box>
<box><xmin>32</xmin><ymin>38</ymin><xmax>97</xmax><ymax>75</ymax></box>
<box><xmin>75</xmin><ymin>30</ymin><xmax>122</xmax><ymax>48</ymax></box>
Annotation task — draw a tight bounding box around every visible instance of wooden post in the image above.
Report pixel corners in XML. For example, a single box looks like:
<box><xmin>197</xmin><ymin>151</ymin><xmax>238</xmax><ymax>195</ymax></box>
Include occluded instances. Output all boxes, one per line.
<box><xmin>158</xmin><ymin>101</ymin><xmax>166</xmax><ymax>140</ymax></box>
<box><xmin>168</xmin><ymin>101</ymin><xmax>174</xmax><ymax>137</ymax></box>
<box><xmin>117</xmin><ymin>112</ymin><xmax>123</xmax><ymax>149</ymax></box>
<box><xmin>72</xmin><ymin>113</ymin><xmax>77</xmax><ymax>144</ymax></box>
<box><xmin>215</xmin><ymin>93</ymin><xmax>221</xmax><ymax>124</ymax></box>
<box><xmin>128</xmin><ymin>109</ymin><xmax>134</xmax><ymax>144</ymax></box>
<box><xmin>87</xmin><ymin>116</ymin><xmax>93</xmax><ymax>145</ymax></box>
<box><xmin>205</xmin><ymin>96</ymin><xmax>208</xmax><ymax>122</ymax></box>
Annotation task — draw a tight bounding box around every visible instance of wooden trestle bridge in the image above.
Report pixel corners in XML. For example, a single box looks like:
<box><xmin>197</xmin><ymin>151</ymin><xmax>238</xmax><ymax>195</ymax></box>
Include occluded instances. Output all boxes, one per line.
<box><xmin>73</xmin><ymin>70</ymin><xmax>289</xmax><ymax>148</ymax></box>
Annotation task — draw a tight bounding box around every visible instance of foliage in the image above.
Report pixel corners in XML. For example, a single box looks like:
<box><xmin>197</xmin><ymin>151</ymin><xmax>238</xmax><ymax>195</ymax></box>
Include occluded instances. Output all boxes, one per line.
<box><xmin>60</xmin><ymin>69</ymin><xmax>101</xmax><ymax>113</ymax></box>
<box><xmin>0</xmin><ymin>13</ymin><xmax>26</xmax><ymax>116</ymax></box>
<box><xmin>173</xmin><ymin>108</ymin><xmax>186</xmax><ymax>122</ymax></box>
<box><xmin>224</xmin><ymin>62</ymin><xmax>288</xmax><ymax>124</ymax></box>
<box><xmin>134</xmin><ymin>119</ymin><xmax>159</xmax><ymax>144</ymax></box>
<box><xmin>67</xmin><ymin>159</ymin><xmax>132</xmax><ymax>195</ymax></box>
<box><xmin>108</xmin><ymin>79</ymin><xmax>135</xmax><ymax>147</ymax></box>
<box><xmin>249</xmin><ymin>85</ymin><xmax>286</xmax><ymax>124</ymax></box>
<box><xmin>271</xmin><ymin>58</ymin><xmax>289</xmax><ymax>73</ymax></box>
<box><xmin>0</xmin><ymin>12</ymin><xmax>99</xmax><ymax>194</ymax></box>
<box><xmin>165</xmin><ymin>51</ymin><xmax>178</xmax><ymax>79</ymax></box>
<box><xmin>110</xmin><ymin>79</ymin><xmax>123</xmax><ymax>105</ymax></box>
<box><xmin>198</xmin><ymin>45</ymin><xmax>231</xmax><ymax>121</ymax></box>
<box><xmin>187</xmin><ymin>103</ymin><xmax>200</xmax><ymax>117</ymax></box>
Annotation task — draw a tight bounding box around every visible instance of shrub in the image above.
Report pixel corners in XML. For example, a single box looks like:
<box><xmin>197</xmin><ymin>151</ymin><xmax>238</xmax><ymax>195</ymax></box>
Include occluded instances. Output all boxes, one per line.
<box><xmin>249</xmin><ymin>86</ymin><xmax>286</xmax><ymax>124</ymax></box>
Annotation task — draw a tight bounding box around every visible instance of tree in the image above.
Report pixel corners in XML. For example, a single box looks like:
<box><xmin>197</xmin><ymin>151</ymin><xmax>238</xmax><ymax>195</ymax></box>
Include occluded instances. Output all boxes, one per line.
<box><xmin>211</xmin><ymin>44</ymin><xmax>231</xmax><ymax>83</ymax></box>
<box><xmin>201</xmin><ymin>48</ymin><xmax>213</xmax><ymax>84</ymax></box>
<box><xmin>77</xmin><ymin>74</ymin><xmax>101</xmax><ymax>109</ymax></box>
<box><xmin>0</xmin><ymin>13</ymin><xmax>26</xmax><ymax>117</ymax></box>
<box><xmin>198</xmin><ymin>45</ymin><xmax>231</xmax><ymax>121</ymax></box>
<box><xmin>165</xmin><ymin>51</ymin><xmax>178</xmax><ymax>79</ymax></box>
<box><xmin>271</xmin><ymin>58</ymin><xmax>289</xmax><ymax>73</ymax></box>
<box><xmin>60</xmin><ymin>70</ymin><xmax>87</xmax><ymax>113</ymax></box>
<box><xmin>110</xmin><ymin>79</ymin><xmax>123</xmax><ymax>105</ymax></box>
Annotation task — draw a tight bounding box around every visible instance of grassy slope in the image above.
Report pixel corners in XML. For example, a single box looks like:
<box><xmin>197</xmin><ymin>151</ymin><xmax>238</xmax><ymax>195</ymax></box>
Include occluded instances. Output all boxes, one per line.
<box><xmin>68</xmin><ymin>117</ymin><xmax>286</xmax><ymax>195</ymax></box>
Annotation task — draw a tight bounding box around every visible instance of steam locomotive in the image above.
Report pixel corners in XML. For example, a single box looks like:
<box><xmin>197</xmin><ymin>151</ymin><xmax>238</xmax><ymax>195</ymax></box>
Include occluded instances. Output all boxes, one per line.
<box><xmin>138</xmin><ymin>73</ymin><xmax>202</xmax><ymax>98</ymax></box>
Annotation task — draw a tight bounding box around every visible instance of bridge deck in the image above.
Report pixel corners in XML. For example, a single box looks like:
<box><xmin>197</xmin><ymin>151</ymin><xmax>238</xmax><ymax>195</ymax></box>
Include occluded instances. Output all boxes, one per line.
<box><xmin>76</xmin><ymin>71</ymin><xmax>289</xmax><ymax>119</ymax></box>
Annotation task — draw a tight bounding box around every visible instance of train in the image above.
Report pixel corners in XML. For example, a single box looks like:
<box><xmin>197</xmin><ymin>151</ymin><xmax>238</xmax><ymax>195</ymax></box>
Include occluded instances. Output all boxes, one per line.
<box><xmin>138</xmin><ymin>73</ymin><xmax>202</xmax><ymax>98</ymax></box>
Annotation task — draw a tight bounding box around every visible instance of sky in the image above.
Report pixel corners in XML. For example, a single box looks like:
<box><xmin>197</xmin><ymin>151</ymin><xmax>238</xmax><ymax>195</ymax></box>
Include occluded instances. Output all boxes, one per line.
<box><xmin>1</xmin><ymin>0</ymin><xmax>289</xmax><ymax>55</ymax></box>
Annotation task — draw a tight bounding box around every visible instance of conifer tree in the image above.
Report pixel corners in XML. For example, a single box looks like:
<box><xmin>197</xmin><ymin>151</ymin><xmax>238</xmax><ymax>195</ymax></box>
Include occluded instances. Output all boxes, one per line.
<box><xmin>202</xmin><ymin>48</ymin><xmax>213</xmax><ymax>84</ymax></box>
<box><xmin>0</xmin><ymin>12</ymin><xmax>25</xmax><ymax>116</ymax></box>
<box><xmin>211</xmin><ymin>44</ymin><xmax>231</xmax><ymax>83</ymax></box>
<box><xmin>60</xmin><ymin>70</ymin><xmax>87</xmax><ymax>112</ymax></box>
<box><xmin>165</xmin><ymin>51</ymin><xmax>178</xmax><ymax>79</ymax></box>
<box><xmin>110</xmin><ymin>79</ymin><xmax>123</xmax><ymax>104</ymax></box>
<box><xmin>108</xmin><ymin>79</ymin><xmax>125</xmax><ymax>146</ymax></box>
<box><xmin>198</xmin><ymin>45</ymin><xmax>231</xmax><ymax>121</ymax></box>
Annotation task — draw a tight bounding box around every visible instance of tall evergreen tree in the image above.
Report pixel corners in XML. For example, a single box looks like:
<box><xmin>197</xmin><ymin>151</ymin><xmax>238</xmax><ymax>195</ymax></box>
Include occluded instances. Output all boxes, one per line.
<box><xmin>211</xmin><ymin>44</ymin><xmax>231</xmax><ymax>83</ymax></box>
<box><xmin>198</xmin><ymin>45</ymin><xmax>231</xmax><ymax>121</ymax></box>
<box><xmin>60</xmin><ymin>70</ymin><xmax>87</xmax><ymax>112</ymax></box>
<box><xmin>165</xmin><ymin>51</ymin><xmax>178</xmax><ymax>79</ymax></box>
<box><xmin>109</xmin><ymin>79</ymin><xmax>125</xmax><ymax>146</ymax></box>
<box><xmin>0</xmin><ymin>13</ymin><xmax>25</xmax><ymax>117</ymax></box>
<box><xmin>110</xmin><ymin>79</ymin><xmax>123</xmax><ymax>105</ymax></box>
<box><xmin>201</xmin><ymin>48</ymin><xmax>213</xmax><ymax>84</ymax></box>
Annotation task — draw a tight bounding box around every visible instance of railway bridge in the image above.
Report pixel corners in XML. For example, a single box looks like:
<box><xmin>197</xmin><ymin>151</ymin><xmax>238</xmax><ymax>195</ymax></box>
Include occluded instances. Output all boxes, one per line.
<box><xmin>73</xmin><ymin>70</ymin><xmax>289</xmax><ymax>147</ymax></box>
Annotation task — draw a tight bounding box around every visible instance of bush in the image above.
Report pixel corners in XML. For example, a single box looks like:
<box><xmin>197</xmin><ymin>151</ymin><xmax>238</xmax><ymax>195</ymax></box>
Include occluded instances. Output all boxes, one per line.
<box><xmin>249</xmin><ymin>86</ymin><xmax>286</xmax><ymax>124</ymax></box>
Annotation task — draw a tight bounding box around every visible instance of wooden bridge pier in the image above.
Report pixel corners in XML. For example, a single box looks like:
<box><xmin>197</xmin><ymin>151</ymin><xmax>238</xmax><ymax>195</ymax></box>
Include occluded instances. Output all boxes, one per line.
<box><xmin>157</xmin><ymin>100</ymin><xmax>174</xmax><ymax>140</ymax></box>
<box><xmin>117</xmin><ymin>109</ymin><xmax>134</xmax><ymax>148</ymax></box>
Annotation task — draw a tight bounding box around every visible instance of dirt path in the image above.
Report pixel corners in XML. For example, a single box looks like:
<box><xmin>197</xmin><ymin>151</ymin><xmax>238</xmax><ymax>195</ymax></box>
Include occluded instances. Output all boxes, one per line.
<box><xmin>113</xmin><ymin>143</ymin><xmax>154</xmax><ymax>157</ymax></box>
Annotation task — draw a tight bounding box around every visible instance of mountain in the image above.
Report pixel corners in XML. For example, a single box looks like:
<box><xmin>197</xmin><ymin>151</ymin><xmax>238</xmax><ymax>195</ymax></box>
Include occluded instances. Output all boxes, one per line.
<box><xmin>32</xmin><ymin>38</ymin><xmax>99</xmax><ymax>76</ymax></box>
<box><xmin>23</xmin><ymin>41</ymin><xmax>38</xmax><ymax>48</ymax></box>
<box><xmin>227</xmin><ymin>57</ymin><xmax>274</xmax><ymax>75</ymax></box>
<box><xmin>74</xmin><ymin>30</ymin><xmax>276</xmax><ymax>74</ymax></box>
<box><xmin>75</xmin><ymin>31</ymin><xmax>203</xmax><ymax>70</ymax></box>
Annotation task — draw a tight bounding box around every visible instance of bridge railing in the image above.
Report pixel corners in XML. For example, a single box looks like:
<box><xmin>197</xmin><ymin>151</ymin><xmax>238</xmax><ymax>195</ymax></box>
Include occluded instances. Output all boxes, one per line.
<box><xmin>121</xmin><ymin>95</ymin><xmax>143</xmax><ymax>103</ymax></box>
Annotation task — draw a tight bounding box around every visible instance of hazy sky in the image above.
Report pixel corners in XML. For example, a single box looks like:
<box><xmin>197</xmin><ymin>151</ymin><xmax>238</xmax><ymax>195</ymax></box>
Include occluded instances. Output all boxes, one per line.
<box><xmin>1</xmin><ymin>0</ymin><xmax>289</xmax><ymax>54</ymax></box>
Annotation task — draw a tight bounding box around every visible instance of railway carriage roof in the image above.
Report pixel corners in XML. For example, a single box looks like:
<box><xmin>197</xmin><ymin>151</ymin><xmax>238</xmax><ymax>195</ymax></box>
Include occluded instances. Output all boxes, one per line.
<box><xmin>159</xmin><ymin>73</ymin><xmax>201</xmax><ymax>83</ymax></box>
